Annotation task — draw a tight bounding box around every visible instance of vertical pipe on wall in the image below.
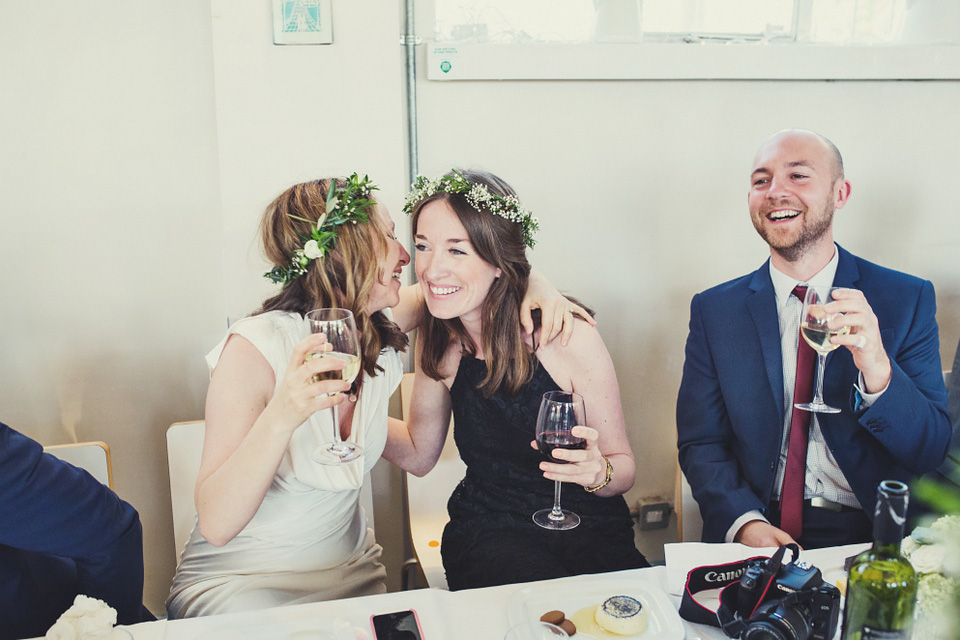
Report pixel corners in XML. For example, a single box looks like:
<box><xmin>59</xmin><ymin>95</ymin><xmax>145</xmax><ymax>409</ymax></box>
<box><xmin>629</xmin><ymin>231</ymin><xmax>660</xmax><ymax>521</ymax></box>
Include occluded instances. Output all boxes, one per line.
<box><xmin>399</xmin><ymin>0</ymin><xmax>421</xmax><ymax>583</ymax></box>
<box><xmin>402</xmin><ymin>0</ymin><xmax>419</xmax><ymax>185</ymax></box>
<box><xmin>400</xmin><ymin>0</ymin><xmax>421</xmax><ymax>370</ymax></box>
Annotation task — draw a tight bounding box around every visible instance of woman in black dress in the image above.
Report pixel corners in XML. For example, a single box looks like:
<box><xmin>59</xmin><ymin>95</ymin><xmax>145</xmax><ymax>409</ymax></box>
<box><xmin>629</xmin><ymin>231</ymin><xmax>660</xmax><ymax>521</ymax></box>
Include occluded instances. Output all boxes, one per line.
<box><xmin>384</xmin><ymin>169</ymin><xmax>647</xmax><ymax>590</ymax></box>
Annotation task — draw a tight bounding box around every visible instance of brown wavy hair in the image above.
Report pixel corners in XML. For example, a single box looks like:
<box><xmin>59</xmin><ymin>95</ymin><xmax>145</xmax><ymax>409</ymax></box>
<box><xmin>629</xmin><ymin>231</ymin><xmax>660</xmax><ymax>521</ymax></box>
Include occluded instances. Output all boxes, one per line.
<box><xmin>256</xmin><ymin>178</ymin><xmax>407</xmax><ymax>384</ymax></box>
<box><xmin>413</xmin><ymin>170</ymin><xmax>539</xmax><ymax>397</ymax></box>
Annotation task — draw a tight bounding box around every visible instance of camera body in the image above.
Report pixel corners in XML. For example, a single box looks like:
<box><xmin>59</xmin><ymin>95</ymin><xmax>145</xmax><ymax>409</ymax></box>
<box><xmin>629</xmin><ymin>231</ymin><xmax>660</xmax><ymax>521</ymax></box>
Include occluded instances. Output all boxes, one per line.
<box><xmin>736</xmin><ymin>556</ymin><xmax>841</xmax><ymax>640</ymax></box>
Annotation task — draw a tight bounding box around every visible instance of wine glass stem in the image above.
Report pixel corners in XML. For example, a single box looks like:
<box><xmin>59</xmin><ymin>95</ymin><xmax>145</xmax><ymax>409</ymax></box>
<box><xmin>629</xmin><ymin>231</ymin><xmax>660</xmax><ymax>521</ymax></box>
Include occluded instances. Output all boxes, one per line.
<box><xmin>549</xmin><ymin>480</ymin><xmax>564</xmax><ymax>520</ymax></box>
<box><xmin>811</xmin><ymin>353</ymin><xmax>827</xmax><ymax>405</ymax></box>
<box><xmin>329</xmin><ymin>399</ymin><xmax>344</xmax><ymax>451</ymax></box>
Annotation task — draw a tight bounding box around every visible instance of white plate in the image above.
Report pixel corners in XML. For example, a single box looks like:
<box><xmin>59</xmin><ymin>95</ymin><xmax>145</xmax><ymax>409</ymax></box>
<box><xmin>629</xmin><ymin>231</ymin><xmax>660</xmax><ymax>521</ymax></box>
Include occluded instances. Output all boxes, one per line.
<box><xmin>506</xmin><ymin>575</ymin><xmax>685</xmax><ymax>640</ymax></box>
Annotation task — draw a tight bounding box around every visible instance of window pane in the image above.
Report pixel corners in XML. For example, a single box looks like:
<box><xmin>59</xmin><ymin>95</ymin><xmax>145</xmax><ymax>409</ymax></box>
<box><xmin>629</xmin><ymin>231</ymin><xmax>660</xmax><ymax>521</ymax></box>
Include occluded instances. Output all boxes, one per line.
<box><xmin>435</xmin><ymin>0</ymin><xmax>797</xmax><ymax>43</ymax></box>
<box><xmin>807</xmin><ymin>0</ymin><xmax>907</xmax><ymax>44</ymax></box>
<box><xmin>642</xmin><ymin>0</ymin><xmax>795</xmax><ymax>39</ymax></box>
<box><xmin>433</xmin><ymin>0</ymin><xmax>959</xmax><ymax>46</ymax></box>
<box><xmin>435</xmin><ymin>0</ymin><xmax>595</xmax><ymax>43</ymax></box>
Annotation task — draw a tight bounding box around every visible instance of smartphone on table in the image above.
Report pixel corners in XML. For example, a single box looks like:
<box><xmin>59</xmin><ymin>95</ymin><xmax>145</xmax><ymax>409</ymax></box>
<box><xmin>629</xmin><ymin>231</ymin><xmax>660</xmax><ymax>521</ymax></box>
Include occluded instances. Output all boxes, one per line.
<box><xmin>370</xmin><ymin>609</ymin><xmax>424</xmax><ymax>640</ymax></box>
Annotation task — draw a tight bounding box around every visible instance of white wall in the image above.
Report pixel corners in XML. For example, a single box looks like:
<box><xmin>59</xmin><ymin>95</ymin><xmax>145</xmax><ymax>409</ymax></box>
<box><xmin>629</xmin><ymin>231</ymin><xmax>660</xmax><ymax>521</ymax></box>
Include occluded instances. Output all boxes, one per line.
<box><xmin>414</xmin><ymin>72</ymin><xmax>960</xmax><ymax>520</ymax></box>
<box><xmin>2</xmin><ymin>0</ymin><xmax>958</xmax><ymax>616</ymax></box>
<box><xmin>208</xmin><ymin>2</ymin><xmax>410</xmax><ymax>321</ymax></box>
<box><xmin>0</xmin><ymin>0</ymin><xmax>225</xmax><ymax>614</ymax></box>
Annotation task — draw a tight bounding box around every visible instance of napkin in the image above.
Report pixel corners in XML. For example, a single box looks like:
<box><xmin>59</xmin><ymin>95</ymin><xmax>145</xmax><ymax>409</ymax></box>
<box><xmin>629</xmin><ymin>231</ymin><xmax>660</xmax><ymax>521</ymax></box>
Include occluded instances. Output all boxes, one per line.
<box><xmin>664</xmin><ymin>542</ymin><xmax>780</xmax><ymax>596</ymax></box>
<box><xmin>45</xmin><ymin>594</ymin><xmax>118</xmax><ymax>640</ymax></box>
<box><xmin>664</xmin><ymin>541</ymin><xmax>871</xmax><ymax>597</ymax></box>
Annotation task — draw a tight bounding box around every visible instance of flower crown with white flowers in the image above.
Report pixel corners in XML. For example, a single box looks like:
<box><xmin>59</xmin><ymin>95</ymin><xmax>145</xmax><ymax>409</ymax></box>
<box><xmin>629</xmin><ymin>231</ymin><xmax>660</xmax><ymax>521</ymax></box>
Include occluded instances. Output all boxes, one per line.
<box><xmin>265</xmin><ymin>173</ymin><xmax>378</xmax><ymax>285</ymax></box>
<box><xmin>402</xmin><ymin>170</ymin><xmax>539</xmax><ymax>248</ymax></box>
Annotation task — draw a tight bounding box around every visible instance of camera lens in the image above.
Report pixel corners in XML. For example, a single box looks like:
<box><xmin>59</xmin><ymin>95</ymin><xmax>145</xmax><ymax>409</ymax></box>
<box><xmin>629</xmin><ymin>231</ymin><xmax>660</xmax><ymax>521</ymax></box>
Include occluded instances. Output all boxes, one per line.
<box><xmin>742</xmin><ymin>604</ymin><xmax>813</xmax><ymax>640</ymax></box>
<box><xmin>742</xmin><ymin>621</ymin><xmax>791</xmax><ymax>640</ymax></box>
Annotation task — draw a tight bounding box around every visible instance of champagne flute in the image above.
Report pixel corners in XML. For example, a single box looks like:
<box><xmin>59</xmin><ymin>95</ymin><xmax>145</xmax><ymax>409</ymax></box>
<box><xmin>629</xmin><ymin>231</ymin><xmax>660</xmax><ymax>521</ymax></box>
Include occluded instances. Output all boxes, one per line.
<box><xmin>795</xmin><ymin>286</ymin><xmax>849</xmax><ymax>414</ymax></box>
<box><xmin>533</xmin><ymin>390</ymin><xmax>586</xmax><ymax>530</ymax></box>
<box><xmin>503</xmin><ymin>622</ymin><xmax>570</xmax><ymax>640</ymax></box>
<box><xmin>305</xmin><ymin>308</ymin><xmax>363</xmax><ymax>464</ymax></box>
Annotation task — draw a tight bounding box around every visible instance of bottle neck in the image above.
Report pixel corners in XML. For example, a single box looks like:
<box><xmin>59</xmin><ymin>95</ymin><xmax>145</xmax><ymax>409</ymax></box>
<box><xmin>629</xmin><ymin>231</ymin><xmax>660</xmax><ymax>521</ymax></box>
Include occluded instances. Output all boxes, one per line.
<box><xmin>871</xmin><ymin>539</ymin><xmax>902</xmax><ymax>554</ymax></box>
<box><xmin>872</xmin><ymin>482</ymin><xmax>909</xmax><ymax>548</ymax></box>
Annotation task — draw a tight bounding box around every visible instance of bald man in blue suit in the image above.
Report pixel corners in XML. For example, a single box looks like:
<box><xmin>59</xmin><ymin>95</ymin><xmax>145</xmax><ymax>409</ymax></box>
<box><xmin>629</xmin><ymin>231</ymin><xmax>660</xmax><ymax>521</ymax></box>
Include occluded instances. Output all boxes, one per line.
<box><xmin>677</xmin><ymin>130</ymin><xmax>951</xmax><ymax>549</ymax></box>
<box><xmin>0</xmin><ymin>422</ymin><xmax>153</xmax><ymax>639</ymax></box>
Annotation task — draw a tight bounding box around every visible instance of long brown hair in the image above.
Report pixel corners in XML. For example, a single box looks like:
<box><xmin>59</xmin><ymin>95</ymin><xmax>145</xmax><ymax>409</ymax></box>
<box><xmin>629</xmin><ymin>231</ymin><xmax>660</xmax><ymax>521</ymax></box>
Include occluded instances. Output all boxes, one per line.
<box><xmin>257</xmin><ymin>178</ymin><xmax>407</xmax><ymax>382</ymax></box>
<box><xmin>412</xmin><ymin>170</ymin><xmax>535</xmax><ymax>397</ymax></box>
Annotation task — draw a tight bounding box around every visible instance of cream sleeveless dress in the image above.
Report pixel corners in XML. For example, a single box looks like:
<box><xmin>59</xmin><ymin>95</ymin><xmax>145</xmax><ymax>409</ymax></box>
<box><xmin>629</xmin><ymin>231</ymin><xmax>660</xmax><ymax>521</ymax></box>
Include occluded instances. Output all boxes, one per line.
<box><xmin>166</xmin><ymin>311</ymin><xmax>401</xmax><ymax>618</ymax></box>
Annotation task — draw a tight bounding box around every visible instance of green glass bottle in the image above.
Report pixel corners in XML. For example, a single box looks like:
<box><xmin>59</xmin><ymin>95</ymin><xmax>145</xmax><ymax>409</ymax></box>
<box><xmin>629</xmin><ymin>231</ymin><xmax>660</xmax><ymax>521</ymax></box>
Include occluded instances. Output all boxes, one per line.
<box><xmin>840</xmin><ymin>480</ymin><xmax>917</xmax><ymax>640</ymax></box>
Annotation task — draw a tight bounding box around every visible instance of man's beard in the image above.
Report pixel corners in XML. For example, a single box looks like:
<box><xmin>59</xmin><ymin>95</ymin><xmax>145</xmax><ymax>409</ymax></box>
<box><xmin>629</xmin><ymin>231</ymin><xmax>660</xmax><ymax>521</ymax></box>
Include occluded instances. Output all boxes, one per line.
<box><xmin>753</xmin><ymin>200</ymin><xmax>835</xmax><ymax>263</ymax></box>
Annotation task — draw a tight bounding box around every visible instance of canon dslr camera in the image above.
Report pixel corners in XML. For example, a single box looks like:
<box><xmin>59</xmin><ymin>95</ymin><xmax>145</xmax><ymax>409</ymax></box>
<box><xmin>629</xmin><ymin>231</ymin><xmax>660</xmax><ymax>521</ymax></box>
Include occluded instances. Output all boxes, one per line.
<box><xmin>735</xmin><ymin>553</ymin><xmax>840</xmax><ymax>640</ymax></box>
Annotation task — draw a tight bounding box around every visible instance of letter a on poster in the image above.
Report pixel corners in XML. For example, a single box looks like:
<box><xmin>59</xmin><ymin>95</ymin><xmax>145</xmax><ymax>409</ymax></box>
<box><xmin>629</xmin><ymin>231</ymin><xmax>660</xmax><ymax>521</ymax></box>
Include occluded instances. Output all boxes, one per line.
<box><xmin>273</xmin><ymin>0</ymin><xmax>333</xmax><ymax>45</ymax></box>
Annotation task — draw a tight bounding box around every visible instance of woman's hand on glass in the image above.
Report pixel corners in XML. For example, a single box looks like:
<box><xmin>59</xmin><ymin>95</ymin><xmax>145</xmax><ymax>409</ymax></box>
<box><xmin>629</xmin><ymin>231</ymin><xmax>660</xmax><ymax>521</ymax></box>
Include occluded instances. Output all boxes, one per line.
<box><xmin>534</xmin><ymin>425</ymin><xmax>605</xmax><ymax>488</ymax></box>
<box><xmin>268</xmin><ymin>332</ymin><xmax>349</xmax><ymax>432</ymax></box>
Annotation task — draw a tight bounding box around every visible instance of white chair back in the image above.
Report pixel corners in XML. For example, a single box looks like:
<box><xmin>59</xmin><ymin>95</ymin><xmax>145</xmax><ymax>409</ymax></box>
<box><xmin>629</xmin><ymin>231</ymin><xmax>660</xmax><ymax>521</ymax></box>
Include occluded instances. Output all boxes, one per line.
<box><xmin>166</xmin><ymin>420</ymin><xmax>205</xmax><ymax>562</ymax></box>
<box><xmin>44</xmin><ymin>441</ymin><xmax>113</xmax><ymax>489</ymax></box>
<box><xmin>400</xmin><ymin>373</ymin><xmax>465</xmax><ymax>590</ymax></box>
<box><xmin>165</xmin><ymin>420</ymin><xmax>376</xmax><ymax>563</ymax></box>
<box><xmin>675</xmin><ymin>463</ymin><xmax>703</xmax><ymax>542</ymax></box>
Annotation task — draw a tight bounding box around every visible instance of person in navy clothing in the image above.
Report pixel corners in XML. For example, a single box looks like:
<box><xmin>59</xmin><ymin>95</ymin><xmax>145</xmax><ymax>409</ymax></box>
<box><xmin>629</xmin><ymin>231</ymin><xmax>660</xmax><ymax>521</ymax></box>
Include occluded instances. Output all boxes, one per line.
<box><xmin>0</xmin><ymin>421</ymin><xmax>152</xmax><ymax>639</ymax></box>
<box><xmin>930</xmin><ymin>338</ymin><xmax>960</xmax><ymax>489</ymax></box>
<box><xmin>677</xmin><ymin>130</ymin><xmax>951</xmax><ymax>550</ymax></box>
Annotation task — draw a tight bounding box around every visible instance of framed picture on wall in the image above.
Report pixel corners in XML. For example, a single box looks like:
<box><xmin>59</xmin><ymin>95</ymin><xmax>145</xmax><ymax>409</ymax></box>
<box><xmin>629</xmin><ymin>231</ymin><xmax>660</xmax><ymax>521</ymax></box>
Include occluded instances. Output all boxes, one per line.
<box><xmin>273</xmin><ymin>0</ymin><xmax>333</xmax><ymax>45</ymax></box>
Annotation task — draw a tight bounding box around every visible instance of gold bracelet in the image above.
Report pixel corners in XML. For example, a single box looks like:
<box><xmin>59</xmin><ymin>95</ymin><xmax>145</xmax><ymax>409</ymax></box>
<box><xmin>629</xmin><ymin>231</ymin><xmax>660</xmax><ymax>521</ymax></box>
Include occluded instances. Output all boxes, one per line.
<box><xmin>584</xmin><ymin>455</ymin><xmax>613</xmax><ymax>493</ymax></box>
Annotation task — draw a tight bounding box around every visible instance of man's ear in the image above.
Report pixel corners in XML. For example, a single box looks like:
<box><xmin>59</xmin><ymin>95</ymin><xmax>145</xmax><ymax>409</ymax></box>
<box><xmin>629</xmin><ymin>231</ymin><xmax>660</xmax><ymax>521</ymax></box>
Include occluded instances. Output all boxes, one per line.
<box><xmin>834</xmin><ymin>179</ymin><xmax>852</xmax><ymax>210</ymax></box>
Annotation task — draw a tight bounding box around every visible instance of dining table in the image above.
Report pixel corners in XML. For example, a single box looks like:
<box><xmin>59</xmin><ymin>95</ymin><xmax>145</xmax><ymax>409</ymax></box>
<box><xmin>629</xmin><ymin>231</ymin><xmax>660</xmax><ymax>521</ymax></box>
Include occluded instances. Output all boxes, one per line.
<box><xmin>38</xmin><ymin>542</ymin><xmax>868</xmax><ymax>640</ymax></box>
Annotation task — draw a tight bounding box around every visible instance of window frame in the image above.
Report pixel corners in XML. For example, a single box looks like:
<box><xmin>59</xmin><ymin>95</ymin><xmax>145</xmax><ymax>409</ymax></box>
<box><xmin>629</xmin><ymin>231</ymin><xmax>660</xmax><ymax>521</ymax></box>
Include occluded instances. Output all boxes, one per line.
<box><xmin>425</xmin><ymin>41</ymin><xmax>960</xmax><ymax>80</ymax></box>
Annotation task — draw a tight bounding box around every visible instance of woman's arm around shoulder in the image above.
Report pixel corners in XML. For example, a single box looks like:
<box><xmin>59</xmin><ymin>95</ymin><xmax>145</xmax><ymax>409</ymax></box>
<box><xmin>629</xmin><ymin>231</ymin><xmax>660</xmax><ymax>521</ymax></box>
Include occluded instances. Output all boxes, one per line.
<box><xmin>382</xmin><ymin>340</ymin><xmax>460</xmax><ymax>477</ymax></box>
<box><xmin>536</xmin><ymin>319</ymin><xmax>635</xmax><ymax>497</ymax></box>
<box><xmin>522</xmin><ymin>269</ymin><xmax>596</xmax><ymax>345</ymax></box>
<box><xmin>391</xmin><ymin>285</ymin><xmax>425</xmax><ymax>334</ymax></box>
<box><xmin>196</xmin><ymin>332</ymin><xmax>348</xmax><ymax>546</ymax></box>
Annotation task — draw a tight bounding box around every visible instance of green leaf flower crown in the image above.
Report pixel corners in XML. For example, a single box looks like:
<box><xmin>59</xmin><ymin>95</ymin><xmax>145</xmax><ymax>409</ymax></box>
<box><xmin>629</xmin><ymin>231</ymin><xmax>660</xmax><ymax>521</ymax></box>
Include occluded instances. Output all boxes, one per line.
<box><xmin>265</xmin><ymin>173</ymin><xmax>378</xmax><ymax>285</ymax></box>
<box><xmin>402</xmin><ymin>169</ymin><xmax>539</xmax><ymax>248</ymax></box>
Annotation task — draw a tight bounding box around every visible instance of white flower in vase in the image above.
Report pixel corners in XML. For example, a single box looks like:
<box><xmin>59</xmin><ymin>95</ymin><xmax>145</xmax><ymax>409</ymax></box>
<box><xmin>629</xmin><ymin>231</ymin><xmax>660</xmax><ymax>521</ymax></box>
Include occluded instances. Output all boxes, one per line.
<box><xmin>903</xmin><ymin>515</ymin><xmax>960</xmax><ymax>640</ymax></box>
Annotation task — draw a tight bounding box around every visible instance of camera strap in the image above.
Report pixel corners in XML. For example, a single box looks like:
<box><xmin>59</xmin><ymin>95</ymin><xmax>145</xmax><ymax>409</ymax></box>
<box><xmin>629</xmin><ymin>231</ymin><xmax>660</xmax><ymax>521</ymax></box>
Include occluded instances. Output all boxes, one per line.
<box><xmin>678</xmin><ymin>545</ymin><xmax>794</xmax><ymax>637</ymax></box>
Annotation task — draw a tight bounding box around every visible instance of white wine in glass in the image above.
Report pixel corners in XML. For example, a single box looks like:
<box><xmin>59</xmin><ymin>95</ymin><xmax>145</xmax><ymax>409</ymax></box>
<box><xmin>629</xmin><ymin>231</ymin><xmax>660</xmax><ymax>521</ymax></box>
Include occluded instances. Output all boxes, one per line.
<box><xmin>306</xmin><ymin>351</ymin><xmax>361</xmax><ymax>385</ymax></box>
<box><xmin>305</xmin><ymin>308</ymin><xmax>363</xmax><ymax>464</ymax></box>
<box><xmin>796</xmin><ymin>286</ymin><xmax>848</xmax><ymax>414</ymax></box>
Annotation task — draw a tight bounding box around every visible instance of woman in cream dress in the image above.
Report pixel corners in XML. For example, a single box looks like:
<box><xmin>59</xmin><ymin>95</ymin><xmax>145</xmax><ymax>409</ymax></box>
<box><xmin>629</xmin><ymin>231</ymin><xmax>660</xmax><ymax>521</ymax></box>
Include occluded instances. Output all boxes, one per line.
<box><xmin>167</xmin><ymin>175</ymin><xmax>581</xmax><ymax>618</ymax></box>
<box><xmin>166</xmin><ymin>175</ymin><xmax>413</xmax><ymax>618</ymax></box>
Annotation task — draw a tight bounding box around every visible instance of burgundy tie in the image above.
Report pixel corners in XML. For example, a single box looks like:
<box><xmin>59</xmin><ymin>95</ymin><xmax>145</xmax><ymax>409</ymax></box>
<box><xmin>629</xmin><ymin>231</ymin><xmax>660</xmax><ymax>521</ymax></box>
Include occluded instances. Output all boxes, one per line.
<box><xmin>781</xmin><ymin>285</ymin><xmax>815</xmax><ymax>540</ymax></box>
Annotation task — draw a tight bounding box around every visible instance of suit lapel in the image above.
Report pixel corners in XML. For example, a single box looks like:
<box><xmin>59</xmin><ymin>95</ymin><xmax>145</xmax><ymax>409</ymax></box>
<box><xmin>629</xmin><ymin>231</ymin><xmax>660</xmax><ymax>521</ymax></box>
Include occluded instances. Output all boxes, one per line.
<box><xmin>831</xmin><ymin>245</ymin><xmax>860</xmax><ymax>291</ymax></box>
<box><xmin>747</xmin><ymin>261</ymin><xmax>786</xmax><ymax>425</ymax></box>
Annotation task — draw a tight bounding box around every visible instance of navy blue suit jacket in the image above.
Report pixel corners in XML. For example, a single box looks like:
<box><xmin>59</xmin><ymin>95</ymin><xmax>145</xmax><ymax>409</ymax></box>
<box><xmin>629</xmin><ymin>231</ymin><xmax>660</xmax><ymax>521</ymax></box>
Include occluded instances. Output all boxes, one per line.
<box><xmin>0</xmin><ymin>422</ymin><xmax>151</xmax><ymax>639</ymax></box>
<box><xmin>931</xmin><ymin>339</ymin><xmax>960</xmax><ymax>489</ymax></box>
<box><xmin>677</xmin><ymin>246</ymin><xmax>951</xmax><ymax>543</ymax></box>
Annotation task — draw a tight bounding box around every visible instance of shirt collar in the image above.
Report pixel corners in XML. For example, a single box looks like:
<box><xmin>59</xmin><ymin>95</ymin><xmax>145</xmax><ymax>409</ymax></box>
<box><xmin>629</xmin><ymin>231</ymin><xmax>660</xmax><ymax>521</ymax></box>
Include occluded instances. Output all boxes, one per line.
<box><xmin>769</xmin><ymin>244</ymin><xmax>840</xmax><ymax>309</ymax></box>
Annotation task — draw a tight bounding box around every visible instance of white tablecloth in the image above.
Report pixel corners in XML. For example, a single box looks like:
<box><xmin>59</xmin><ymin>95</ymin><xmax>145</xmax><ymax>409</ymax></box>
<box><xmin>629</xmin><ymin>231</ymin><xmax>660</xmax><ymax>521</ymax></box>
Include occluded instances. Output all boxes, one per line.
<box><xmin>44</xmin><ymin>544</ymin><xmax>866</xmax><ymax>640</ymax></box>
<box><xmin>106</xmin><ymin>566</ymin><xmax>707</xmax><ymax>640</ymax></box>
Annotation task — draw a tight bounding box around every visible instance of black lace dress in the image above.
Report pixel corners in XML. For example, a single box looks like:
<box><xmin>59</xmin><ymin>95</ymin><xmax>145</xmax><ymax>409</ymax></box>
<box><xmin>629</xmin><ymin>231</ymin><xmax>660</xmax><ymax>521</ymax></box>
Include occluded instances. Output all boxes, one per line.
<box><xmin>440</xmin><ymin>356</ymin><xmax>648</xmax><ymax>590</ymax></box>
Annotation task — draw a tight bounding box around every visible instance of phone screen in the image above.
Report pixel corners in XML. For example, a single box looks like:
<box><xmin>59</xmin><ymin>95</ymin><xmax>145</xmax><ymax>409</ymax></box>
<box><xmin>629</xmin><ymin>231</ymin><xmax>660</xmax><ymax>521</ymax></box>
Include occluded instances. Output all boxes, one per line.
<box><xmin>371</xmin><ymin>610</ymin><xmax>424</xmax><ymax>640</ymax></box>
